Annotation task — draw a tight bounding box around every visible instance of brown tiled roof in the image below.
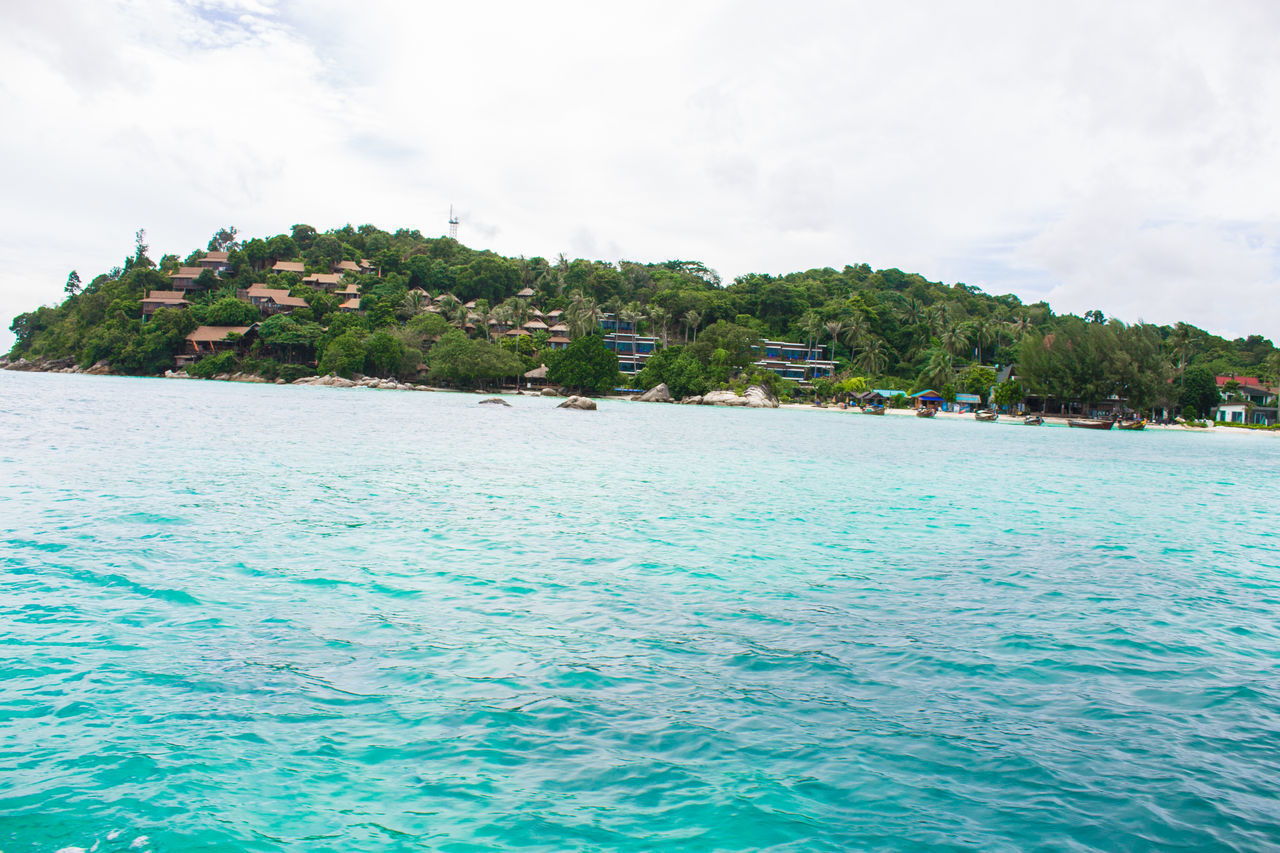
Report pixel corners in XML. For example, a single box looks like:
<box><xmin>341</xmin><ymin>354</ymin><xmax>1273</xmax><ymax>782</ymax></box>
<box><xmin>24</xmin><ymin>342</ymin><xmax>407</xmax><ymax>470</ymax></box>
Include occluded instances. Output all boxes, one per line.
<box><xmin>547</xmin><ymin>335</ymin><xmax>571</xmax><ymax>344</ymax></box>
<box><xmin>339</xmin><ymin>298</ymin><xmax>362</xmax><ymax>309</ymax></box>
<box><xmin>145</xmin><ymin>290</ymin><xmax>189</xmax><ymax>302</ymax></box>
<box><xmin>303</xmin><ymin>273</ymin><xmax>342</xmax><ymax>285</ymax></box>
<box><xmin>187</xmin><ymin>325</ymin><xmax>252</xmax><ymax>343</ymax></box>
<box><xmin>505</xmin><ymin>328</ymin><xmax>530</xmax><ymax>337</ymax></box>
<box><xmin>272</xmin><ymin>261</ymin><xmax>305</xmax><ymax>273</ymax></box>
<box><xmin>246</xmin><ymin>285</ymin><xmax>308</xmax><ymax>308</ymax></box>
<box><xmin>547</xmin><ymin>323</ymin><xmax>569</xmax><ymax>333</ymax></box>
<box><xmin>517</xmin><ymin>287</ymin><xmax>536</xmax><ymax>297</ymax></box>
<box><xmin>523</xmin><ymin>320</ymin><xmax>549</xmax><ymax>330</ymax></box>
<box><xmin>202</xmin><ymin>251</ymin><xmax>230</xmax><ymax>263</ymax></box>
<box><xmin>170</xmin><ymin>267</ymin><xmax>203</xmax><ymax>278</ymax></box>
<box><xmin>333</xmin><ymin>260</ymin><xmax>361</xmax><ymax>272</ymax></box>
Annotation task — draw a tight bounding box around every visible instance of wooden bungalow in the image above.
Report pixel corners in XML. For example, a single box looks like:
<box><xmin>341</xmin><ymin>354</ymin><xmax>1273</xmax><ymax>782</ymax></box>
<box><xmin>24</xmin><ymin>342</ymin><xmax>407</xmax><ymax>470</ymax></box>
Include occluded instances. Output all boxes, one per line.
<box><xmin>177</xmin><ymin>325</ymin><xmax>257</xmax><ymax>366</ymax></box>
<box><xmin>272</xmin><ymin>260</ymin><xmax>305</xmax><ymax>274</ymax></box>
<box><xmin>302</xmin><ymin>273</ymin><xmax>343</xmax><ymax>291</ymax></box>
<box><xmin>197</xmin><ymin>251</ymin><xmax>231</xmax><ymax>274</ymax></box>
<box><xmin>167</xmin><ymin>267</ymin><xmax>206</xmax><ymax>291</ymax></box>
<box><xmin>243</xmin><ymin>284</ymin><xmax>308</xmax><ymax>315</ymax></box>
<box><xmin>141</xmin><ymin>290</ymin><xmax>190</xmax><ymax>318</ymax></box>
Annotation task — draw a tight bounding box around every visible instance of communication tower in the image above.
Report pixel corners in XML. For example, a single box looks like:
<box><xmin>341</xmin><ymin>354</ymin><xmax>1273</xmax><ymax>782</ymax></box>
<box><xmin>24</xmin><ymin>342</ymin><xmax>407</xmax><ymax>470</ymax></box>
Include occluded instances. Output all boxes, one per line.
<box><xmin>448</xmin><ymin>205</ymin><xmax>459</xmax><ymax>241</ymax></box>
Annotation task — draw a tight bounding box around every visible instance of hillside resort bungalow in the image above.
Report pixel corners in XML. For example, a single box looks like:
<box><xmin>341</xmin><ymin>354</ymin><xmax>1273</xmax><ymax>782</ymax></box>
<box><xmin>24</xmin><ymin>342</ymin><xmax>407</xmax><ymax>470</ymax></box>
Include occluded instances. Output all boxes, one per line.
<box><xmin>175</xmin><ymin>325</ymin><xmax>257</xmax><ymax>367</ymax></box>
<box><xmin>600</xmin><ymin>313</ymin><xmax>659</xmax><ymax>374</ymax></box>
<box><xmin>751</xmin><ymin>341</ymin><xmax>836</xmax><ymax>383</ymax></box>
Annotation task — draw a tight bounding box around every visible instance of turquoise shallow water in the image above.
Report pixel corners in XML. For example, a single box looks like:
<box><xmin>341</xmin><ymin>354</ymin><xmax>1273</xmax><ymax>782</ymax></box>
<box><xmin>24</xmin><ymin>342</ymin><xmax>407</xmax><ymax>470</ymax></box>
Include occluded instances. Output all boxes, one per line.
<box><xmin>3</xmin><ymin>372</ymin><xmax>1280</xmax><ymax>852</ymax></box>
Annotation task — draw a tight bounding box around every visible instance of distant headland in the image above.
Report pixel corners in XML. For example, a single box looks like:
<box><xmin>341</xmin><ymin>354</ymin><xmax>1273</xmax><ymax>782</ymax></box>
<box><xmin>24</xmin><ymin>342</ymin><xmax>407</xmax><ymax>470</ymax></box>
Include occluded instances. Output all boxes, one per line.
<box><xmin>7</xmin><ymin>224</ymin><xmax>1279</xmax><ymax>426</ymax></box>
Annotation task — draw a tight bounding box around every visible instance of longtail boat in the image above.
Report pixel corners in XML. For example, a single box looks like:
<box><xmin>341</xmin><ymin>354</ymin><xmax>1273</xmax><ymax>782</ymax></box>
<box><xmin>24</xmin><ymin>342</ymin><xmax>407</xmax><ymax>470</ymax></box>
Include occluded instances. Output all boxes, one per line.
<box><xmin>1023</xmin><ymin>415</ymin><xmax>1044</xmax><ymax>425</ymax></box>
<box><xmin>1116</xmin><ymin>419</ymin><xmax>1146</xmax><ymax>430</ymax></box>
<box><xmin>974</xmin><ymin>410</ymin><xmax>998</xmax><ymax>422</ymax></box>
<box><xmin>1068</xmin><ymin>418</ymin><xmax>1114</xmax><ymax>430</ymax></box>
<box><xmin>916</xmin><ymin>407</ymin><xmax>936</xmax><ymax>418</ymax></box>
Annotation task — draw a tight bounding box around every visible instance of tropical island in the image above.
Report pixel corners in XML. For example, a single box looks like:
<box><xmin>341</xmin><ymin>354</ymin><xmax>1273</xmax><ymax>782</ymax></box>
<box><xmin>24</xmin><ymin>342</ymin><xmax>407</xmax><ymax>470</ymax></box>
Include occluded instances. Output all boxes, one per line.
<box><xmin>6</xmin><ymin>224</ymin><xmax>1279</xmax><ymax>424</ymax></box>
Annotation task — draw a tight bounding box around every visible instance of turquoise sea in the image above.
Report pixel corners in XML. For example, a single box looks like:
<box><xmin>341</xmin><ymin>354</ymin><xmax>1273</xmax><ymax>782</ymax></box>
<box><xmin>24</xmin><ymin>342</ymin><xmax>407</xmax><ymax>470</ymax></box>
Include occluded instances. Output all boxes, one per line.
<box><xmin>3</xmin><ymin>371</ymin><xmax>1280</xmax><ymax>852</ymax></box>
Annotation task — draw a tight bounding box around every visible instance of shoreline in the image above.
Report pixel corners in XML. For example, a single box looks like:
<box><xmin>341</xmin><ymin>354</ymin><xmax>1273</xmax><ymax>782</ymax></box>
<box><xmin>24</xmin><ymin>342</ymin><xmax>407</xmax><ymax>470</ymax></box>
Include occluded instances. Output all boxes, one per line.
<box><xmin>4</xmin><ymin>362</ymin><xmax>1275</xmax><ymax>437</ymax></box>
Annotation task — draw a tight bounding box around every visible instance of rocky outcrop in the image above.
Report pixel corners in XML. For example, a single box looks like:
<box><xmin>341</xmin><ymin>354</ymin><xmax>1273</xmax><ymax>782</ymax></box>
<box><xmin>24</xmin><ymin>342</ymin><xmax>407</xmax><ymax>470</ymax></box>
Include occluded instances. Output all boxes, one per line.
<box><xmin>540</xmin><ymin>387</ymin><xmax>558</xmax><ymax>397</ymax></box>
<box><xmin>293</xmin><ymin>375</ymin><xmax>359</xmax><ymax>388</ymax></box>
<box><xmin>742</xmin><ymin>384</ymin><xmax>780</xmax><ymax>408</ymax></box>
<box><xmin>84</xmin><ymin>360</ymin><xmax>112</xmax><ymax>375</ymax></box>
<box><xmin>696</xmin><ymin>385</ymin><xmax>780</xmax><ymax>408</ymax></box>
<box><xmin>635</xmin><ymin>383</ymin><xmax>672</xmax><ymax>403</ymax></box>
<box><xmin>479</xmin><ymin>397</ymin><xmax>511</xmax><ymax>406</ymax></box>
<box><xmin>701</xmin><ymin>389</ymin><xmax>749</xmax><ymax>407</ymax></box>
<box><xmin>163</xmin><ymin>369</ymin><xmax>193</xmax><ymax>379</ymax></box>
<box><xmin>679</xmin><ymin>395</ymin><xmax>703</xmax><ymax>405</ymax></box>
<box><xmin>557</xmin><ymin>395</ymin><xmax>597</xmax><ymax>410</ymax></box>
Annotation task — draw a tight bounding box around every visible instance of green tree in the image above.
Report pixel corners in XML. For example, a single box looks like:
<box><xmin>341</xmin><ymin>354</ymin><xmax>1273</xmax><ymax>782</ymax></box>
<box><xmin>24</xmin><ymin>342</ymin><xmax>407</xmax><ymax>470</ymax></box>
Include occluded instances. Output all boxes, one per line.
<box><xmin>363</xmin><ymin>330</ymin><xmax>406</xmax><ymax>377</ymax></box>
<box><xmin>205</xmin><ymin>297</ymin><xmax>259</xmax><ymax>326</ymax></box>
<box><xmin>318</xmin><ymin>330</ymin><xmax>367</xmax><ymax>378</ymax></box>
<box><xmin>1179</xmin><ymin>365</ymin><xmax>1219</xmax><ymax>417</ymax></box>
<box><xmin>64</xmin><ymin>270</ymin><xmax>81</xmax><ymax>296</ymax></box>
<box><xmin>547</xmin><ymin>333</ymin><xmax>623</xmax><ymax>395</ymax></box>
<box><xmin>993</xmin><ymin>379</ymin><xmax>1022</xmax><ymax>410</ymax></box>
<box><xmin>957</xmin><ymin>364</ymin><xmax>997</xmax><ymax>401</ymax></box>
<box><xmin>208</xmin><ymin>226</ymin><xmax>239</xmax><ymax>252</ymax></box>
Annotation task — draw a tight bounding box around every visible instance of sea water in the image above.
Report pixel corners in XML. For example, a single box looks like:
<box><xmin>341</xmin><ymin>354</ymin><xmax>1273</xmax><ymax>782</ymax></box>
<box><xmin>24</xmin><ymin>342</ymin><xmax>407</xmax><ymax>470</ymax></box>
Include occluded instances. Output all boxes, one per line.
<box><xmin>2</xmin><ymin>371</ymin><xmax>1279</xmax><ymax>852</ymax></box>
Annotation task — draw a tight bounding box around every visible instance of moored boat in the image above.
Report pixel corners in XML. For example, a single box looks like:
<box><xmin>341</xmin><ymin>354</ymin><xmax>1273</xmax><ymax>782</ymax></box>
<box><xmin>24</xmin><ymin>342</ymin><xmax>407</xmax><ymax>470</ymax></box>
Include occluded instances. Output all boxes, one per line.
<box><xmin>974</xmin><ymin>409</ymin><xmax>998</xmax><ymax>422</ymax></box>
<box><xmin>916</xmin><ymin>407</ymin><xmax>936</xmax><ymax>418</ymax></box>
<box><xmin>1023</xmin><ymin>415</ymin><xmax>1044</xmax><ymax>425</ymax></box>
<box><xmin>1067</xmin><ymin>418</ymin><xmax>1115</xmax><ymax>430</ymax></box>
<box><xmin>863</xmin><ymin>404</ymin><xmax>886</xmax><ymax>415</ymax></box>
<box><xmin>1116</xmin><ymin>419</ymin><xmax>1146</xmax><ymax>430</ymax></box>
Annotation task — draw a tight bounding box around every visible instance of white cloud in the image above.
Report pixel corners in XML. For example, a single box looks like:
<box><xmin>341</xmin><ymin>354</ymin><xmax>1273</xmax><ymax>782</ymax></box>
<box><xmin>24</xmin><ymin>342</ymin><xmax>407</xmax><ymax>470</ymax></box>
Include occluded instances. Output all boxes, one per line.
<box><xmin>3</xmin><ymin>0</ymin><xmax>1280</xmax><ymax>350</ymax></box>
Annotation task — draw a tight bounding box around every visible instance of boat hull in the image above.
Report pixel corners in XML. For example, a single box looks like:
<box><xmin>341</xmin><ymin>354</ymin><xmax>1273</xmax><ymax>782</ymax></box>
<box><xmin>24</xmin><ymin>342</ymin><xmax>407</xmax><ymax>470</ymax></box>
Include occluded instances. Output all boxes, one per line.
<box><xmin>1068</xmin><ymin>419</ymin><xmax>1115</xmax><ymax>430</ymax></box>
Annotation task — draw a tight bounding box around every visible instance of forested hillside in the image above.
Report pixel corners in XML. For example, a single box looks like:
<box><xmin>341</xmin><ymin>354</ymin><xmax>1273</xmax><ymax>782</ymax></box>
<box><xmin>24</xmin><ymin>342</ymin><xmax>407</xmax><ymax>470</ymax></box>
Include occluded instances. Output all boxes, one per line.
<box><xmin>8</xmin><ymin>224</ymin><xmax>1278</xmax><ymax>413</ymax></box>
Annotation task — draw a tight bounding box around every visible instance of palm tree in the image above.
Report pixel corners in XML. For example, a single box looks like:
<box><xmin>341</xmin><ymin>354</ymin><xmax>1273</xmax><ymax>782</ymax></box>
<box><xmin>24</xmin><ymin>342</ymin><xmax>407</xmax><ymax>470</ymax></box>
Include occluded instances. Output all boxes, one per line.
<box><xmin>928</xmin><ymin>302</ymin><xmax>952</xmax><ymax>339</ymax></box>
<box><xmin>448</xmin><ymin>300</ymin><xmax>470</xmax><ymax>330</ymax></box>
<box><xmin>647</xmin><ymin>305</ymin><xmax>671</xmax><ymax>344</ymax></box>
<box><xmin>400</xmin><ymin>290</ymin><xmax>429</xmax><ymax>316</ymax></box>
<box><xmin>619</xmin><ymin>305</ymin><xmax>643</xmax><ymax>337</ymax></box>
<box><xmin>1009</xmin><ymin>312</ymin><xmax>1033</xmax><ymax>341</ymax></box>
<box><xmin>801</xmin><ymin>311</ymin><xmax>823</xmax><ymax>358</ymax></box>
<box><xmin>971</xmin><ymin>317</ymin><xmax>996</xmax><ymax>362</ymax></box>
<box><xmin>567</xmin><ymin>293</ymin><xmax>602</xmax><ymax>337</ymax></box>
<box><xmin>843</xmin><ymin>312</ymin><xmax>869</xmax><ymax>362</ymax></box>
<box><xmin>824</xmin><ymin>319</ymin><xmax>846</xmax><ymax>364</ymax></box>
<box><xmin>684</xmin><ymin>310</ymin><xmax>702</xmax><ymax>344</ymax></box>
<box><xmin>923</xmin><ymin>350</ymin><xmax>955</xmax><ymax>389</ymax></box>
<box><xmin>858</xmin><ymin>336</ymin><xmax>889</xmax><ymax>376</ymax></box>
<box><xmin>940</xmin><ymin>323</ymin><xmax>969</xmax><ymax>357</ymax></box>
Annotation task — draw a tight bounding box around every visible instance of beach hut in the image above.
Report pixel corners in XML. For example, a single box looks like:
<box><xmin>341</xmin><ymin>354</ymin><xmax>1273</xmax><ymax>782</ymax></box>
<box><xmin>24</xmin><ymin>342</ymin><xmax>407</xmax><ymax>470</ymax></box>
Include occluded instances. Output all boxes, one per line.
<box><xmin>909</xmin><ymin>389</ymin><xmax>943</xmax><ymax>410</ymax></box>
<box><xmin>954</xmin><ymin>393</ymin><xmax>981</xmax><ymax>413</ymax></box>
<box><xmin>523</xmin><ymin>363</ymin><xmax>550</xmax><ymax>390</ymax></box>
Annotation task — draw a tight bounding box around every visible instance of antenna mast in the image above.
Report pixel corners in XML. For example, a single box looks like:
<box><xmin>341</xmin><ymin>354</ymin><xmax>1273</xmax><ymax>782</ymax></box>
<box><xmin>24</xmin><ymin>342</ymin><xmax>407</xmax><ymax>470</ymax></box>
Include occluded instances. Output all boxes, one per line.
<box><xmin>448</xmin><ymin>205</ymin><xmax>459</xmax><ymax>241</ymax></box>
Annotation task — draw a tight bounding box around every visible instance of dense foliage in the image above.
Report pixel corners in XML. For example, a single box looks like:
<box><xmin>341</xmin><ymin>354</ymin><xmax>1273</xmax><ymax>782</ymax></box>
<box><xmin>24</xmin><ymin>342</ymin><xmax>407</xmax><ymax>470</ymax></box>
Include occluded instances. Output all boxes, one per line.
<box><xmin>9</xmin><ymin>223</ymin><xmax>1280</xmax><ymax>407</ymax></box>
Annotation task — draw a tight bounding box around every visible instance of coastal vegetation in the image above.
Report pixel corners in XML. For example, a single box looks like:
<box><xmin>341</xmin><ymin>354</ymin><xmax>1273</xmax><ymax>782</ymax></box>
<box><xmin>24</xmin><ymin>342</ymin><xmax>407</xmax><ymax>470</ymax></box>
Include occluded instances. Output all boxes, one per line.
<box><xmin>8</xmin><ymin>224</ymin><xmax>1280</xmax><ymax>415</ymax></box>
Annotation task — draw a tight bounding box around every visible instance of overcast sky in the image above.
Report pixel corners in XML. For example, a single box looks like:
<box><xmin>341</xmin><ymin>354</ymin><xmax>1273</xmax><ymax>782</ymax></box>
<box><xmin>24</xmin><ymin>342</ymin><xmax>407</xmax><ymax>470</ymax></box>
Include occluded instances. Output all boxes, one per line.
<box><xmin>3</xmin><ymin>0</ymin><xmax>1280</xmax><ymax>350</ymax></box>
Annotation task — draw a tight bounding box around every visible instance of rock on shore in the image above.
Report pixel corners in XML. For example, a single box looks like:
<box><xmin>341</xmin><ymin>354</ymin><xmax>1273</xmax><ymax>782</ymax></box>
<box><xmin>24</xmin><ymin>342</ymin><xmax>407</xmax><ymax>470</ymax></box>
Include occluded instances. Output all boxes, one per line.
<box><xmin>697</xmin><ymin>385</ymin><xmax>780</xmax><ymax>408</ymax></box>
<box><xmin>635</xmin><ymin>383</ymin><xmax>672</xmax><ymax>403</ymax></box>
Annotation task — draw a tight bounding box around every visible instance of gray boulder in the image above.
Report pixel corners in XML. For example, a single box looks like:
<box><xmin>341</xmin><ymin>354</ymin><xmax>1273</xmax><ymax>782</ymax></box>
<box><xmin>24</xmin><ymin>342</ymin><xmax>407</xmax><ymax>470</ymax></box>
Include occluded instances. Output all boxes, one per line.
<box><xmin>540</xmin><ymin>387</ymin><xmax>558</xmax><ymax>396</ymax></box>
<box><xmin>635</xmin><ymin>383</ymin><xmax>672</xmax><ymax>403</ymax></box>
<box><xmin>557</xmin><ymin>395</ymin><xmax>597</xmax><ymax>410</ymax></box>
<box><xmin>702</xmin><ymin>389</ymin><xmax>749</xmax><ymax>407</ymax></box>
<box><xmin>479</xmin><ymin>397</ymin><xmax>511</xmax><ymax>406</ymax></box>
<box><xmin>679</xmin><ymin>395</ymin><xmax>703</xmax><ymax>405</ymax></box>
<box><xmin>743</xmin><ymin>384</ymin><xmax>780</xmax><ymax>408</ymax></box>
